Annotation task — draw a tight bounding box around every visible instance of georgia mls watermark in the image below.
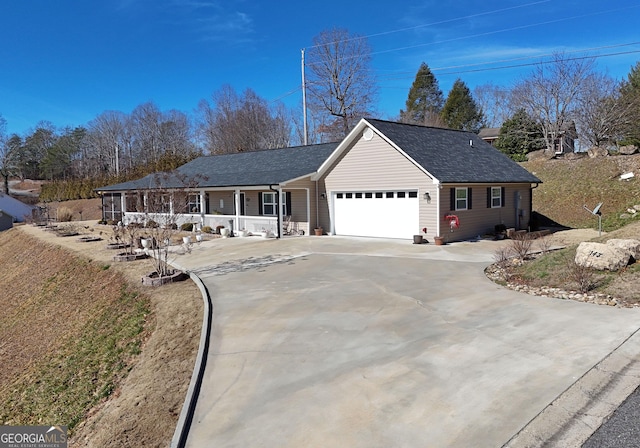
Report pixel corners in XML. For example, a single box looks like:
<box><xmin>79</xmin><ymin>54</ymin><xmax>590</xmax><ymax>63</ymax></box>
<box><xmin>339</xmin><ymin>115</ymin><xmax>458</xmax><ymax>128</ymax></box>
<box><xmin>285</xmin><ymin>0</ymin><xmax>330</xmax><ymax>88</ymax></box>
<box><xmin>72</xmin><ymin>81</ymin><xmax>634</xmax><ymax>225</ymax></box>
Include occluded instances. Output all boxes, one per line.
<box><xmin>0</xmin><ymin>426</ymin><xmax>67</xmax><ymax>448</ymax></box>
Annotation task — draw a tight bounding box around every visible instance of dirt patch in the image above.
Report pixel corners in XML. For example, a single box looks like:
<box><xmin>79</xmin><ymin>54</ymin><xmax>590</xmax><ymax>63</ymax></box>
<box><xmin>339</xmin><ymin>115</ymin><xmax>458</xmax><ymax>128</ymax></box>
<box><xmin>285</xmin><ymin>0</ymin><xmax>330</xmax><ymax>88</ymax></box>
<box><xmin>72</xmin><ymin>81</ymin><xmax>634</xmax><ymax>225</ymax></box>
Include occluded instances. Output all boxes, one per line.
<box><xmin>14</xmin><ymin>223</ymin><xmax>203</xmax><ymax>447</ymax></box>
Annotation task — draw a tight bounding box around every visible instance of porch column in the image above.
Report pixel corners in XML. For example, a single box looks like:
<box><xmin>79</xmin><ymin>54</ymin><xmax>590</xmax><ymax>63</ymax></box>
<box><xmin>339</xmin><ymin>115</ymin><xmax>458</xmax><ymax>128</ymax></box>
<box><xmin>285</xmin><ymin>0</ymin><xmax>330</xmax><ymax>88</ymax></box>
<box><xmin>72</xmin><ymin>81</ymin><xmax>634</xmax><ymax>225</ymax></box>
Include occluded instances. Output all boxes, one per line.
<box><xmin>120</xmin><ymin>193</ymin><xmax>126</xmax><ymax>224</ymax></box>
<box><xmin>234</xmin><ymin>189</ymin><xmax>241</xmax><ymax>233</ymax></box>
<box><xmin>275</xmin><ymin>187</ymin><xmax>282</xmax><ymax>238</ymax></box>
<box><xmin>199</xmin><ymin>189</ymin><xmax>206</xmax><ymax>228</ymax></box>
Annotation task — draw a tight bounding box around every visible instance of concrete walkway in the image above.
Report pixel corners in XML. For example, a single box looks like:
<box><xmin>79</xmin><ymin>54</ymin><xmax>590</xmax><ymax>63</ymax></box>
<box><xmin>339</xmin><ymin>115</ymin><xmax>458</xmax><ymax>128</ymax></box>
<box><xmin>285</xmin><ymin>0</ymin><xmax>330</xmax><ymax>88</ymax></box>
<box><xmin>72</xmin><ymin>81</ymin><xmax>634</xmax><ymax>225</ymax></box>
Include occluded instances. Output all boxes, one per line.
<box><xmin>171</xmin><ymin>235</ymin><xmax>640</xmax><ymax>447</ymax></box>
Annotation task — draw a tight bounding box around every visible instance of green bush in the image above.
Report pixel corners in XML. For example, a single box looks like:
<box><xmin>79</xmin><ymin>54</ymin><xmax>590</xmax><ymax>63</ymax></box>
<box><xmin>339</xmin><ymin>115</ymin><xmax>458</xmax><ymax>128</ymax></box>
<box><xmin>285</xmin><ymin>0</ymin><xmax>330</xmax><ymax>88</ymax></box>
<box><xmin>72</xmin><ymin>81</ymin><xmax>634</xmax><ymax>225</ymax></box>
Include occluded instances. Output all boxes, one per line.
<box><xmin>181</xmin><ymin>223</ymin><xmax>194</xmax><ymax>231</ymax></box>
<box><xmin>201</xmin><ymin>226</ymin><xmax>212</xmax><ymax>234</ymax></box>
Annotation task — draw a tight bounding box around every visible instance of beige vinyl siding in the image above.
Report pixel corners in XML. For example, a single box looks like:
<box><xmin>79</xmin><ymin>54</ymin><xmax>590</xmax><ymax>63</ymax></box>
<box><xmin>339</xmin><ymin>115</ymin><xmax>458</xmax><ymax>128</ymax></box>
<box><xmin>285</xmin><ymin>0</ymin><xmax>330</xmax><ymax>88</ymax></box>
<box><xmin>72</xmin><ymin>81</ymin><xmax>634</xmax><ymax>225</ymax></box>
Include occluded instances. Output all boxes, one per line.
<box><xmin>441</xmin><ymin>184</ymin><xmax>532</xmax><ymax>240</ymax></box>
<box><xmin>206</xmin><ymin>191</ymin><xmax>236</xmax><ymax>215</ymax></box>
<box><xmin>203</xmin><ymin>181</ymin><xmax>315</xmax><ymax>234</ymax></box>
<box><xmin>317</xmin><ymin>178</ymin><xmax>329</xmax><ymax>232</ymax></box>
<box><xmin>281</xmin><ymin>178</ymin><xmax>315</xmax><ymax>234</ymax></box>
<box><xmin>322</xmin><ymin>130</ymin><xmax>437</xmax><ymax>236</ymax></box>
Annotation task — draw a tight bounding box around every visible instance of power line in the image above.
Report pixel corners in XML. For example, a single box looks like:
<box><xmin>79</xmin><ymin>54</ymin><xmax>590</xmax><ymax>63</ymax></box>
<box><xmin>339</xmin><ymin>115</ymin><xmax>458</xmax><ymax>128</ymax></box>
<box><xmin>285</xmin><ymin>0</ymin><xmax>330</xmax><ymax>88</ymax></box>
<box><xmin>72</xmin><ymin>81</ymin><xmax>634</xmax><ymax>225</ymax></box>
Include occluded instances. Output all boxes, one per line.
<box><xmin>303</xmin><ymin>4</ymin><xmax>640</xmax><ymax>69</ymax></box>
<box><xmin>376</xmin><ymin>49</ymin><xmax>640</xmax><ymax>89</ymax></box>
<box><xmin>369</xmin><ymin>5</ymin><xmax>640</xmax><ymax>57</ymax></box>
<box><xmin>305</xmin><ymin>0</ymin><xmax>551</xmax><ymax>49</ymax></box>
<box><xmin>286</xmin><ymin>3</ymin><xmax>640</xmax><ymax>105</ymax></box>
<box><xmin>376</xmin><ymin>41</ymin><xmax>640</xmax><ymax>81</ymax></box>
<box><xmin>274</xmin><ymin>44</ymin><xmax>640</xmax><ymax>103</ymax></box>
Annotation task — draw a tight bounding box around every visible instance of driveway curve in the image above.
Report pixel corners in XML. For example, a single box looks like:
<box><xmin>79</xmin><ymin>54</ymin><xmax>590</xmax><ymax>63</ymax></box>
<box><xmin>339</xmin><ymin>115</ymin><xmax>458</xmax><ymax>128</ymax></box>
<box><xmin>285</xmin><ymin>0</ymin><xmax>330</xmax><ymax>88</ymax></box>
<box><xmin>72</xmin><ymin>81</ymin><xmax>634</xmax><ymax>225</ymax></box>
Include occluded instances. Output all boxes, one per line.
<box><xmin>172</xmin><ymin>236</ymin><xmax>640</xmax><ymax>448</ymax></box>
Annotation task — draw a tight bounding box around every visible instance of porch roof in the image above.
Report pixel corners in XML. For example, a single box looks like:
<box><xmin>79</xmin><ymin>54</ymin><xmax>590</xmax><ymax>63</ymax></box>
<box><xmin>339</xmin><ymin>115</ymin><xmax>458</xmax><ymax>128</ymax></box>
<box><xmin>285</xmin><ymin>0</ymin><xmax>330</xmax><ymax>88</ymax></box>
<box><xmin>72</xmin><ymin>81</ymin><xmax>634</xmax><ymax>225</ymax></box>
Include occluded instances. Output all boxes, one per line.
<box><xmin>97</xmin><ymin>142</ymin><xmax>339</xmax><ymax>192</ymax></box>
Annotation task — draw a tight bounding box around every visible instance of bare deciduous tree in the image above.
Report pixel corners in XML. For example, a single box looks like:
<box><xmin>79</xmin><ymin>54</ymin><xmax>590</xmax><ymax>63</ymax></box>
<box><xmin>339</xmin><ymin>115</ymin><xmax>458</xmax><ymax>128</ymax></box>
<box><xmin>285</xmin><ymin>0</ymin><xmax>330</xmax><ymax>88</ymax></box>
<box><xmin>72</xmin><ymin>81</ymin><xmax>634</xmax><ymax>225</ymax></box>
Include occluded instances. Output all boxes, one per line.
<box><xmin>575</xmin><ymin>73</ymin><xmax>635</xmax><ymax>148</ymax></box>
<box><xmin>84</xmin><ymin>110</ymin><xmax>128</xmax><ymax>177</ymax></box>
<box><xmin>0</xmin><ymin>114</ymin><xmax>11</xmax><ymax>193</ymax></box>
<box><xmin>473</xmin><ymin>83</ymin><xmax>514</xmax><ymax>128</ymax></box>
<box><xmin>197</xmin><ymin>85</ymin><xmax>291</xmax><ymax>154</ymax></box>
<box><xmin>306</xmin><ymin>28</ymin><xmax>377</xmax><ymax>140</ymax></box>
<box><xmin>130</xmin><ymin>102</ymin><xmax>165</xmax><ymax>168</ymax></box>
<box><xmin>511</xmin><ymin>53</ymin><xmax>594</xmax><ymax>155</ymax></box>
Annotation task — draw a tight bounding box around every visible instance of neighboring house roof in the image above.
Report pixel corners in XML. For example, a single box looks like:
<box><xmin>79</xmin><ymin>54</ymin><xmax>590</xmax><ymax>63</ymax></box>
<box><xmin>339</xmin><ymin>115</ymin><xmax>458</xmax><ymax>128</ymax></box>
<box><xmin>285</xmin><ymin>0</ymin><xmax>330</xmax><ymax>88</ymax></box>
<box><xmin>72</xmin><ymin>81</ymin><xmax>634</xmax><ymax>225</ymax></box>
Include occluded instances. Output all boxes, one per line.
<box><xmin>0</xmin><ymin>193</ymin><xmax>35</xmax><ymax>222</ymax></box>
<box><xmin>478</xmin><ymin>128</ymin><xmax>500</xmax><ymax>140</ymax></box>
<box><xmin>328</xmin><ymin>118</ymin><xmax>541</xmax><ymax>184</ymax></box>
<box><xmin>97</xmin><ymin>142</ymin><xmax>339</xmax><ymax>192</ymax></box>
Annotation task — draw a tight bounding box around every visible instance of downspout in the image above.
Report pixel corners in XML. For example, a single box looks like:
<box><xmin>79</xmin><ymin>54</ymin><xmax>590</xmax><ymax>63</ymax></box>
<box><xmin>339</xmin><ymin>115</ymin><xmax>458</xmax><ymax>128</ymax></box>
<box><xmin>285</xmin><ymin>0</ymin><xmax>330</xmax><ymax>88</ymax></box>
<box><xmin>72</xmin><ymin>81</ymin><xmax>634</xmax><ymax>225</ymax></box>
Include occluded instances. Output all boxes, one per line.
<box><xmin>269</xmin><ymin>185</ymin><xmax>281</xmax><ymax>239</ymax></box>
<box><xmin>529</xmin><ymin>183</ymin><xmax>539</xmax><ymax>231</ymax></box>
<box><xmin>305</xmin><ymin>187</ymin><xmax>310</xmax><ymax>235</ymax></box>
<box><xmin>436</xmin><ymin>183</ymin><xmax>442</xmax><ymax>237</ymax></box>
<box><xmin>315</xmin><ymin>180</ymin><xmax>319</xmax><ymax>230</ymax></box>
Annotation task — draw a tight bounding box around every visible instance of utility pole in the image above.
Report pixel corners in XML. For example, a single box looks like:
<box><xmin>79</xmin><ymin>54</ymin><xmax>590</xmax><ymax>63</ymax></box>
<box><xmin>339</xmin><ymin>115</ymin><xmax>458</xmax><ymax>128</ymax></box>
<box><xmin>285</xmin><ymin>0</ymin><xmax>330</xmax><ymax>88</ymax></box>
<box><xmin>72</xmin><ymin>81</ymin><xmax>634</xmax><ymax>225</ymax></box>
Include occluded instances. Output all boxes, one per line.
<box><xmin>301</xmin><ymin>48</ymin><xmax>308</xmax><ymax>146</ymax></box>
<box><xmin>115</xmin><ymin>142</ymin><xmax>120</xmax><ymax>176</ymax></box>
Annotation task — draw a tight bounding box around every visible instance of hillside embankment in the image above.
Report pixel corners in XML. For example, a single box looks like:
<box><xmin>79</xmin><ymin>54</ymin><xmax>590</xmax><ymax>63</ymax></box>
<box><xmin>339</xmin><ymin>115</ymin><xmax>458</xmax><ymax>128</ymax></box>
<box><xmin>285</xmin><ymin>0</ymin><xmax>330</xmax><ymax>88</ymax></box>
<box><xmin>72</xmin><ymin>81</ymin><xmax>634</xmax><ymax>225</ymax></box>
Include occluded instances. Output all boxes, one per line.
<box><xmin>0</xmin><ymin>225</ymin><xmax>203</xmax><ymax>447</ymax></box>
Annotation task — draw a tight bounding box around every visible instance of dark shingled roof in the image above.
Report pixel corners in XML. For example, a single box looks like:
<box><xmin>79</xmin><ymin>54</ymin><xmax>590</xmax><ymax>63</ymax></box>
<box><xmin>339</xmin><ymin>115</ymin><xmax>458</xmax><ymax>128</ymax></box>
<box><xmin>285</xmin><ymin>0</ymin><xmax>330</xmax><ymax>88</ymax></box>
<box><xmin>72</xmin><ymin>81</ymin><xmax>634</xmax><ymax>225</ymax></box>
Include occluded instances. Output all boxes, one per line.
<box><xmin>97</xmin><ymin>120</ymin><xmax>540</xmax><ymax>193</ymax></box>
<box><xmin>366</xmin><ymin>118</ymin><xmax>541</xmax><ymax>184</ymax></box>
<box><xmin>97</xmin><ymin>142</ymin><xmax>339</xmax><ymax>192</ymax></box>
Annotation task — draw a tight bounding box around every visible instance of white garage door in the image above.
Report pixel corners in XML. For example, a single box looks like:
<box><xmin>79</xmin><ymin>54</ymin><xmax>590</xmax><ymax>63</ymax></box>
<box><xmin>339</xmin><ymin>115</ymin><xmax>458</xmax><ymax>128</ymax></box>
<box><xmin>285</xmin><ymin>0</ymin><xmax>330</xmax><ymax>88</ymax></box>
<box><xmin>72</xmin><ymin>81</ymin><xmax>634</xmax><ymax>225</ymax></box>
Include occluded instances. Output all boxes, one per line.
<box><xmin>333</xmin><ymin>191</ymin><xmax>419</xmax><ymax>239</ymax></box>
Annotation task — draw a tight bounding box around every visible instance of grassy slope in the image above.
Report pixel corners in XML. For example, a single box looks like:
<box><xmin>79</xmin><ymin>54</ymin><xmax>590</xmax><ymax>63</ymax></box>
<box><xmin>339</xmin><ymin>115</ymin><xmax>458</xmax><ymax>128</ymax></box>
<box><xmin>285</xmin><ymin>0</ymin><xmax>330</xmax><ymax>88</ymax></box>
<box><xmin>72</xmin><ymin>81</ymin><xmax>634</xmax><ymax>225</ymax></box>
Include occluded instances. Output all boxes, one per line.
<box><xmin>0</xmin><ymin>229</ymin><xmax>151</xmax><ymax>430</ymax></box>
<box><xmin>523</xmin><ymin>154</ymin><xmax>640</xmax><ymax>230</ymax></box>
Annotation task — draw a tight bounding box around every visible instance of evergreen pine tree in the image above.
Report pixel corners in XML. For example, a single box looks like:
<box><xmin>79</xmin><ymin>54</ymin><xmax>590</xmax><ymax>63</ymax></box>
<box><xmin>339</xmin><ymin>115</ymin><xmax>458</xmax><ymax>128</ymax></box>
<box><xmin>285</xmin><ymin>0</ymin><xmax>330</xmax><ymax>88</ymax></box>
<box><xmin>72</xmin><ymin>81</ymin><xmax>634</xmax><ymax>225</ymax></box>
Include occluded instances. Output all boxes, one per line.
<box><xmin>400</xmin><ymin>62</ymin><xmax>444</xmax><ymax>126</ymax></box>
<box><xmin>620</xmin><ymin>61</ymin><xmax>640</xmax><ymax>146</ymax></box>
<box><xmin>494</xmin><ymin>109</ymin><xmax>545</xmax><ymax>161</ymax></box>
<box><xmin>441</xmin><ymin>79</ymin><xmax>484</xmax><ymax>132</ymax></box>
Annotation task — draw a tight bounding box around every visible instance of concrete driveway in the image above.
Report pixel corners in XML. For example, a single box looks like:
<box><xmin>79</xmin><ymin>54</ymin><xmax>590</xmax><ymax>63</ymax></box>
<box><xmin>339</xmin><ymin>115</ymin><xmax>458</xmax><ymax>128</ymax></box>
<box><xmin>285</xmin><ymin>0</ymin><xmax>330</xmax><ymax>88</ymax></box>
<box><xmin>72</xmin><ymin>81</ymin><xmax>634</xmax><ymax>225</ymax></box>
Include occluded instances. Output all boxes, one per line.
<box><xmin>172</xmin><ymin>236</ymin><xmax>640</xmax><ymax>447</ymax></box>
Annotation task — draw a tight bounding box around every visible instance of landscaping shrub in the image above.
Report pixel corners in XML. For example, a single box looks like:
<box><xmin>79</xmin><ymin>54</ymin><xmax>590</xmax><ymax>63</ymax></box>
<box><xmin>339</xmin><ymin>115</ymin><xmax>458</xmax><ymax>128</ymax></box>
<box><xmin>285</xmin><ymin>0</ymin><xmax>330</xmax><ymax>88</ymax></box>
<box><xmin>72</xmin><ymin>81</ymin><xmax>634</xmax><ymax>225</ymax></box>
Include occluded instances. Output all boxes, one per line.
<box><xmin>181</xmin><ymin>223</ymin><xmax>194</xmax><ymax>232</ymax></box>
<box><xmin>56</xmin><ymin>207</ymin><xmax>74</xmax><ymax>222</ymax></box>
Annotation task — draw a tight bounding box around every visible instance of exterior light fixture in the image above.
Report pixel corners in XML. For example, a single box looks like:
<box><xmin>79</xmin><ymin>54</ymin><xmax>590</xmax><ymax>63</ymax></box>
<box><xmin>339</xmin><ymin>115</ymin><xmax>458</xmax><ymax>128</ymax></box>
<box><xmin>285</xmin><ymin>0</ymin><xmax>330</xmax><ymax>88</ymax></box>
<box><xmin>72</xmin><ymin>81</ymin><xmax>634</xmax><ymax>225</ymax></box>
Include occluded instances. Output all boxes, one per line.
<box><xmin>423</xmin><ymin>192</ymin><xmax>431</xmax><ymax>203</ymax></box>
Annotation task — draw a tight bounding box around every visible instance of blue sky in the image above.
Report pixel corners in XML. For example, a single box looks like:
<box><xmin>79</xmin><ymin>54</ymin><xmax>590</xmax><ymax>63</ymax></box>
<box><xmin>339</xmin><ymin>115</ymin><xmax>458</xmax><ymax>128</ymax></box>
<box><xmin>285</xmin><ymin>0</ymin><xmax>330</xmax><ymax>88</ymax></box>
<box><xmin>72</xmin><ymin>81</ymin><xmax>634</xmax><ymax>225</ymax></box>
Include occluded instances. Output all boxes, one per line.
<box><xmin>1</xmin><ymin>0</ymin><xmax>639</xmax><ymax>136</ymax></box>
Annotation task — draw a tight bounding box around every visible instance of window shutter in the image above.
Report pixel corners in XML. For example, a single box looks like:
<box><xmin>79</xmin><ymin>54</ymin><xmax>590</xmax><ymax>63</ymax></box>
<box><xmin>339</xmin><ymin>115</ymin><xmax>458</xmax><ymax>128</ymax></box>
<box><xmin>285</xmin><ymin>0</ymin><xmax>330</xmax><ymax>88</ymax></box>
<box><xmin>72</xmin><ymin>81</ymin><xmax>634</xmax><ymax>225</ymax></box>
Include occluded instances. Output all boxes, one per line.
<box><xmin>258</xmin><ymin>193</ymin><xmax>263</xmax><ymax>216</ymax></box>
<box><xmin>467</xmin><ymin>187</ymin><xmax>472</xmax><ymax>210</ymax></box>
<box><xmin>450</xmin><ymin>188</ymin><xmax>455</xmax><ymax>211</ymax></box>
<box><xmin>501</xmin><ymin>187</ymin><xmax>506</xmax><ymax>207</ymax></box>
<box><xmin>286</xmin><ymin>191</ymin><xmax>292</xmax><ymax>215</ymax></box>
<box><xmin>487</xmin><ymin>187</ymin><xmax>491</xmax><ymax>208</ymax></box>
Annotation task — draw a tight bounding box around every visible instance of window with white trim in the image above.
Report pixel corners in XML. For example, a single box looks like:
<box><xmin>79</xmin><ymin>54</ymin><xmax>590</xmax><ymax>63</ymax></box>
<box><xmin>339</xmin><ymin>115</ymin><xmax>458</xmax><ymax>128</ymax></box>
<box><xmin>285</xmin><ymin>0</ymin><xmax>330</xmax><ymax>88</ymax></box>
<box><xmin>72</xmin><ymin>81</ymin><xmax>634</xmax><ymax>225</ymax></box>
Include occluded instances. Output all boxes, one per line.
<box><xmin>455</xmin><ymin>188</ymin><xmax>468</xmax><ymax>210</ymax></box>
<box><xmin>262</xmin><ymin>192</ymin><xmax>277</xmax><ymax>215</ymax></box>
<box><xmin>188</xmin><ymin>194</ymin><xmax>201</xmax><ymax>213</ymax></box>
<box><xmin>491</xmin><ymin>187</ymin><xmax>502</xmax><ymax>208</ymax></box>
<box><xmin>261</xmin><ymin>192</ymin><xmax>289</xmax><ymax>216</ymax></box>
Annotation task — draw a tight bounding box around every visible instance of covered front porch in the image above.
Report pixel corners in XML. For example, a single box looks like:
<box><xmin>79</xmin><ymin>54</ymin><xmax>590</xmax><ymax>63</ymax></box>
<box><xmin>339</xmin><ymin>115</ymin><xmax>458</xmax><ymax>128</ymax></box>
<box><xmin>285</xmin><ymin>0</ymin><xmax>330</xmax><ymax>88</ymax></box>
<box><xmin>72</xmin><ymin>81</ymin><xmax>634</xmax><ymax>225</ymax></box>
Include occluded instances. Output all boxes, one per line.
<box><xmin>104</xmin><ymin>184</ymin><xmax>315</xmax><ymax>237</ymax></box>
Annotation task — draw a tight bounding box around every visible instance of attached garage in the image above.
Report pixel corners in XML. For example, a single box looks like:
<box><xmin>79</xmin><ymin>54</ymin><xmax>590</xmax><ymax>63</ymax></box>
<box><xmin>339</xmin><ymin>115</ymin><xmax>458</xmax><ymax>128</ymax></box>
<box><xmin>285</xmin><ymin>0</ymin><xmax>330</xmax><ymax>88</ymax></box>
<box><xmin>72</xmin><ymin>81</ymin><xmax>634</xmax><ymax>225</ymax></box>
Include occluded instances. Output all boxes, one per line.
<box><xmin>333</xmin><ymin>190</ymin><xmax>419</xmax><ymax>239</ymax></box>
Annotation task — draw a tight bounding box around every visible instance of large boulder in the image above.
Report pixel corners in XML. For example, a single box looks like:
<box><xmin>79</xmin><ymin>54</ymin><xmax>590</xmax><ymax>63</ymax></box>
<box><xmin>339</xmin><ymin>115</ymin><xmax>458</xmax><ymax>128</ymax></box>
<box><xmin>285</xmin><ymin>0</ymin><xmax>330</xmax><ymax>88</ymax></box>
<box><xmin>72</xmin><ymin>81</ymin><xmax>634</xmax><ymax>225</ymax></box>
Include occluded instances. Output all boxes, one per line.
<box><xmin>619</xmin><ymin>145</ymin><xmax>639</xmax><ymax>155</ymax></box>
<box><xmin>606</xmin><ymin>239</ymin><xmax>640</xmax><ymax>262</ymax></box>
<box><xmin>587</xmin><ymin>147</ymin><xmax>609</xmax><ymax>158</ymax></box>
<box><xmin>575</xmin><ymin>242</ymin><xmax>630</xmax><ymax>271</ymax></box>
<box><xmin>527</xmin><ymin>149</ymin><xmax>554</xmax><ymax>161</ymax></box>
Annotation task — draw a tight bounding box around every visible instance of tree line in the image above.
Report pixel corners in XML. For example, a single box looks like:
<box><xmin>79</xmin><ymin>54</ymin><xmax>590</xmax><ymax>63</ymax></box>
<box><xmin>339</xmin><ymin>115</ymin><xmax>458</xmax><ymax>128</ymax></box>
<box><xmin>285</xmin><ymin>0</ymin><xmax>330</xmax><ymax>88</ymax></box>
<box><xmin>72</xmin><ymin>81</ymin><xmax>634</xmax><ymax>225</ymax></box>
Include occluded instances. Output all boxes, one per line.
<box><xmin>1</xmin><ymin>27</ymin><xmax>640</xmax><ymax>198</ymax></box>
